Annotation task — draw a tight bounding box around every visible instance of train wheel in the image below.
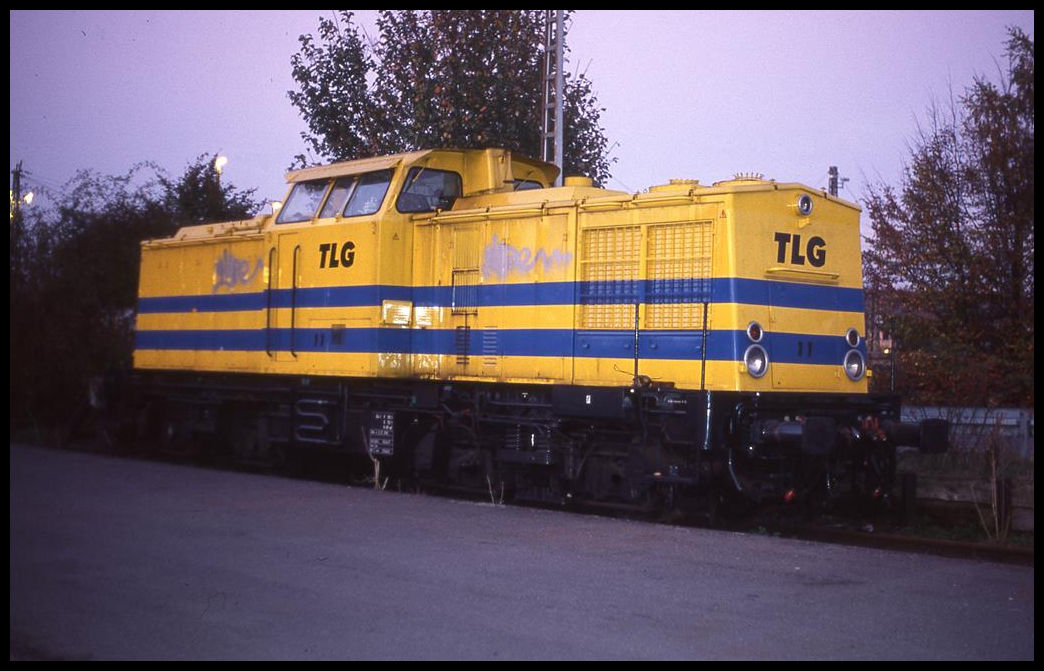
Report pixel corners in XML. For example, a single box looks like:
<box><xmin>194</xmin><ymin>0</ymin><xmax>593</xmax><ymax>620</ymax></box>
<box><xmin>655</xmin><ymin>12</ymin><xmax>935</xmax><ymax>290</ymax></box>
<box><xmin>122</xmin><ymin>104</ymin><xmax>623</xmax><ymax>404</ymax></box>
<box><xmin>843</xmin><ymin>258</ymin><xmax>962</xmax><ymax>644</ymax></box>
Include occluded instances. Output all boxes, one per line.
<box><xmin>156</xmin><ymin>417</ymin><xmax>199</xmax><ymax>460</ymax></box>
<box><xmin>224</xmin><ymin>412</ymin><xmax>284</xmax><ymax>472</ymax></box>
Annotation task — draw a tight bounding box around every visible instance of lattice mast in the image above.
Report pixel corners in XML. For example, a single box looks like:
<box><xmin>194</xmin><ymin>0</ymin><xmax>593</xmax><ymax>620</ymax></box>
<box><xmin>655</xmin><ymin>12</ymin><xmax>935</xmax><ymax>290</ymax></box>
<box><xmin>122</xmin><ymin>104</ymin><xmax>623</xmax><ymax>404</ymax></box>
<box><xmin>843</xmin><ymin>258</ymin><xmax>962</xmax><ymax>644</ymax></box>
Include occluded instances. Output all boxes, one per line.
<box><xmin>541</xmin><ymin>10</ymin><xmax>565</xmax><ymax>186</ymax></box>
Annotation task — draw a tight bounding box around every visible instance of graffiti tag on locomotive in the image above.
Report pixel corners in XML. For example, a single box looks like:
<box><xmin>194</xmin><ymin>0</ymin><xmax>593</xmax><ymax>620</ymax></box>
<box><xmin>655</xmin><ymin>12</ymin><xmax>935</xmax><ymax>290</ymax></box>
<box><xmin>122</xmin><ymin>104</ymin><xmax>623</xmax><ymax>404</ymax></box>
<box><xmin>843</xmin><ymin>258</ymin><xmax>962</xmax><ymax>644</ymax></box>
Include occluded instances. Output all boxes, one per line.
<box><xmin>130</xmin><ymin>148</ymin><xmax>947</xmax><ymax>517</ymax></box>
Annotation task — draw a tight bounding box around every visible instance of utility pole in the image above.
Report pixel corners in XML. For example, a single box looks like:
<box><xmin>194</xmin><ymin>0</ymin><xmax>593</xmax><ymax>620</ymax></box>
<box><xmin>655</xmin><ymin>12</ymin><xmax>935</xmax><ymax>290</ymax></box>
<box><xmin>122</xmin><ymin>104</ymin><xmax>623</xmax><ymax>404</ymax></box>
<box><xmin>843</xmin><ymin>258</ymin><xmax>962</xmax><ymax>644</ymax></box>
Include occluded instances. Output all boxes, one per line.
<box><xmin>541</xmin><ymin>9</ymin><xmax>564</xmax><ymax>186</ymax></box>
<box><xmin>11</xmin><ymin>160</ymin><xmax>25</xmax><ymax>291</ymax></box>
<box><xmin>12</xmin><ymin>160</ymin><xmax>23</xmax><ymax>206</ymax></box>
<box><xmin>828</xmin><ymin>166</ymin><xmax>849</xmax><ymax>197</ymax></box>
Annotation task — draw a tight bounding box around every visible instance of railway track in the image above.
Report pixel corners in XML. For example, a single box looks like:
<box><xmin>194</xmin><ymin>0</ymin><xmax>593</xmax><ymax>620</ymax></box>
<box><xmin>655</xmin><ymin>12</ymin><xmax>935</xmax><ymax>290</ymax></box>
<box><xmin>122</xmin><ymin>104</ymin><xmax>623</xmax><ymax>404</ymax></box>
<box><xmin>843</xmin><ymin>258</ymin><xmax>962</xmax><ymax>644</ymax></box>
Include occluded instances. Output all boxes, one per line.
<box><xmin>721</xmin><ymin>512</ymin><xmax>1035</xmax><ymax>566</ymax></box>
<box><xmin>784</xmin><ymin>523</ymin><xmax>1034</xmax><ymax>565</ymax></box>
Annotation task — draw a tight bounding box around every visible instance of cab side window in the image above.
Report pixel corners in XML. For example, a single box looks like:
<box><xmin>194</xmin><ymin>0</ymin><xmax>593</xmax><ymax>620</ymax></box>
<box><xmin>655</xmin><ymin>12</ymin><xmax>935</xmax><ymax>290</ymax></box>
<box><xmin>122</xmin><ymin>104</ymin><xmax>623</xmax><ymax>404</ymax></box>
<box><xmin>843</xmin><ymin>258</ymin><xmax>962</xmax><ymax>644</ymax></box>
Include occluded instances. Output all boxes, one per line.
<box><xmin>396</xmin><ymin>167</ymin><xmax>462</xmax><ymax>213</ymax></box>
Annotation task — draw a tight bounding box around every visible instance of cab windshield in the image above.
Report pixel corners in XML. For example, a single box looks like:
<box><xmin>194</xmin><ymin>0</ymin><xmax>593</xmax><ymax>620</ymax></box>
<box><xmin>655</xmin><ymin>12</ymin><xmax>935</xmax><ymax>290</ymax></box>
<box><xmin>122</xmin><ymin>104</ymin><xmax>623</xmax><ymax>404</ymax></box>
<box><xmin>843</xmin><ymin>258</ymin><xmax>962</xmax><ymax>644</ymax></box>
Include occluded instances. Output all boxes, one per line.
<box><xmin>276</xmin><ymin>169</ymin><xmax>393</xmax><ymax>224</ymax></box>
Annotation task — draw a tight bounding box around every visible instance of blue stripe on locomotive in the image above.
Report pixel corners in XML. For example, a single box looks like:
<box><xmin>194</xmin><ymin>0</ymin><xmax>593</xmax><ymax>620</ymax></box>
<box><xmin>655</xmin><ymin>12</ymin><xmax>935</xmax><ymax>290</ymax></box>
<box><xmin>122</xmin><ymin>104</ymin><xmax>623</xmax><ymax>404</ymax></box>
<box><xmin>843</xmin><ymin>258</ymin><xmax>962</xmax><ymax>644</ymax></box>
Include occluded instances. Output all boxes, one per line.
<box><xmin>134</xmin><ymin>327</ymin><xmax>865</xmax><ymax>365</ymax></box>
<box><xmin>135</xmin><ymin>277</ymin><xmax>866</xmax><ymax>365</ymax></box>
<box><xmin>136</xmin><ymin>277</ymin><xmax>865</xmax><ymax>314</ymax></box>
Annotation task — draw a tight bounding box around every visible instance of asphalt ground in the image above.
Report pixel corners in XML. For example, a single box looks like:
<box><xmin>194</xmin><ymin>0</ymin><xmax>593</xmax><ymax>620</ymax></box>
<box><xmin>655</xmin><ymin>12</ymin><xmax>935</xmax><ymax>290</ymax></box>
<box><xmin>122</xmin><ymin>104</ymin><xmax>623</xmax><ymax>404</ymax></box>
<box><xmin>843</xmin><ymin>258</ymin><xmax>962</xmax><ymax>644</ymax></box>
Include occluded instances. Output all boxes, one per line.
<box><xmin>9</xmin><ymin>443</ymin><xmax>1035</xmax><ymax>660</ymax></box>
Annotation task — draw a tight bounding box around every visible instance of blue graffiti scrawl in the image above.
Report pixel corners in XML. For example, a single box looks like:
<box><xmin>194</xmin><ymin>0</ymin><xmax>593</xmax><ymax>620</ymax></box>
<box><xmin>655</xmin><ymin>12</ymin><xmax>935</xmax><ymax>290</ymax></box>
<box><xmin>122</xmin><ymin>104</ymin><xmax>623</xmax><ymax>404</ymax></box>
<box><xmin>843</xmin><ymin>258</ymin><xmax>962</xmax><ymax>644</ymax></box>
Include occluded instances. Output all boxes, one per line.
<box><xmin>482</xmin><ymin>234</ymin><xmax>572</xmax><ymax>280</ymax></box>
<box><xmin>213</xmin><ymin>249</ymin><xmax>263</xmax><ymax>292</ymax></box>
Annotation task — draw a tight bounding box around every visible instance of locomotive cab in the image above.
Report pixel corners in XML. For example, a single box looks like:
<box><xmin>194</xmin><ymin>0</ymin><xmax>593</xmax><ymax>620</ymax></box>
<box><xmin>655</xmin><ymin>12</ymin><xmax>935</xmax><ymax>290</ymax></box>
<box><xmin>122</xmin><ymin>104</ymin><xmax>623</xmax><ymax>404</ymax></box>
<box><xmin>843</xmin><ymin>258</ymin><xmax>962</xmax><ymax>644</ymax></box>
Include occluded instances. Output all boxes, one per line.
<box><xmin>275</xmin><ymin>147</ymin><xmax>561</xmax><ymax>224</ymax></box>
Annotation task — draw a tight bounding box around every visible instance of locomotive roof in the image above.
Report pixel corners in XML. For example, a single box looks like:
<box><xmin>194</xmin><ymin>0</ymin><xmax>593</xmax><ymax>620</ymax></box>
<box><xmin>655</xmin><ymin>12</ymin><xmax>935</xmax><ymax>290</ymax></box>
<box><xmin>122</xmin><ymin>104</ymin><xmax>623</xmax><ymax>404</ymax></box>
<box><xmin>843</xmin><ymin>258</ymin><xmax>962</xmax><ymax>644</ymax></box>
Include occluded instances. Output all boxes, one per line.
<box><xmin>283</xmin><ymin>148</ymin><xmax>561</xmax><ymax>190</ymax></box>
<box><xmin>284</xmin><ymin>150</ymin><xmax>431</xmax><ymax>184</ymax></box>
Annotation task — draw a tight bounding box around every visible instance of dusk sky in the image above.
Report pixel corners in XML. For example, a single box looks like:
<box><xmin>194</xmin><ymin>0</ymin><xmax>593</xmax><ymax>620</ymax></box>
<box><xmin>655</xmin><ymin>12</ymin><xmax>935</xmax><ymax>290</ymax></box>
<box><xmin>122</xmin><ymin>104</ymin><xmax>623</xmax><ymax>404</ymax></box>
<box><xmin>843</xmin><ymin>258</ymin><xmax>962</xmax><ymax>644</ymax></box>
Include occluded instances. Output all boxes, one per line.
<box><xmin>10</xmin><ymin>10</ymin><xmax>1035</xmax><ymax>231</ymax></box>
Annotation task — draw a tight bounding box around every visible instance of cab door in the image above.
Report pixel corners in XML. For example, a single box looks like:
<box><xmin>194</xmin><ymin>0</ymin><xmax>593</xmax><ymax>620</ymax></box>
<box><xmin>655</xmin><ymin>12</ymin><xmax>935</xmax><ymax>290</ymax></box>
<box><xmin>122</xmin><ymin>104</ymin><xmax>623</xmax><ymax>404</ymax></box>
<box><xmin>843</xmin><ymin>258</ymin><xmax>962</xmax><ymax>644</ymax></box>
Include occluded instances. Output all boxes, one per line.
<box><xmin>270</xmin><ymin>232</ymin><xmax>301</xmax><ymax>362</ymax></box>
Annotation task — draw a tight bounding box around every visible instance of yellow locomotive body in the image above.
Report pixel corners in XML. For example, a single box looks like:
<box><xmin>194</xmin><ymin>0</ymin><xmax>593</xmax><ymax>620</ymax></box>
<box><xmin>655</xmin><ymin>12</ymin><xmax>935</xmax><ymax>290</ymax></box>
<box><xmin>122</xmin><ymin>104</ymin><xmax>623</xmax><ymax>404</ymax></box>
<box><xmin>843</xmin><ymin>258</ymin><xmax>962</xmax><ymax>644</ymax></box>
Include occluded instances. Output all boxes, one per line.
<box><xmin>136</xmin><ymin>148</ymin><xmax>866</xmax><ymax>395</ymax></box>
<box><xmin>132</xmin><ymin>148</ymin><xmax>943</xmax><ymax>511</ymax></box>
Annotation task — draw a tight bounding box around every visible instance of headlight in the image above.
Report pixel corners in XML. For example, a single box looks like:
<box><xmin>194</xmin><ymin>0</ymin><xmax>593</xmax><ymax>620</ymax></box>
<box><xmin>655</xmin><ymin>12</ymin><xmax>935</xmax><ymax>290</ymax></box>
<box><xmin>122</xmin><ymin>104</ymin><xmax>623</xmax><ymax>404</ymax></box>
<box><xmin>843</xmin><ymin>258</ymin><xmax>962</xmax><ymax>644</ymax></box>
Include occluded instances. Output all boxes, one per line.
<box><xmin>843</xmin><ymin>349</ymin><xmax>865</xmax><ymax>381</ymax></box>
<box><xmin>797</xmin><ymin>194</ymin><xmax>813</xmax><ymax>216</ymax></box>
<box><xmin>746</xmin><ymin>321</ymin><xmax>764</xmax><ymax>343</ymax></box>
<box><xmin>744</xmin><ymin>344</ymin><xmax>769</xmax><ymax>378</ymax></box>
<box><xmin>845</xmin><ymin>327</ymin><xmax>860</xmax><ymax>348</ymax></box>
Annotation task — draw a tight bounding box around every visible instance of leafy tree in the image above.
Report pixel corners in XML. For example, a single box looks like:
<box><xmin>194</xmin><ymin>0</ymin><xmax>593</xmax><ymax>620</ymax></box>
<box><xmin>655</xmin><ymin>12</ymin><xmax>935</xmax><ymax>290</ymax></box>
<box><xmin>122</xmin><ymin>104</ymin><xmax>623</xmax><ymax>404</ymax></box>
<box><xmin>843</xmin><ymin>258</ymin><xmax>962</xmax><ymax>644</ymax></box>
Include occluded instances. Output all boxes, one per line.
<box><xmin>10</xmin><ymin>154</ymin><xmax>264</xmax><ymax>434</ymax></box>
<box><xmin>862</xmin><ymin>27</ymin><xmax>1033</xmax><ymax>407</ymax></box>
<box><xmin>160</xmin><ymin>153</ymin><xmax>267</xmax><ymax>228</ymax></box>
<box><xmin>288</xmin><ymin>10</ymin><xmax>614</xmax><ymax>185</ymax></box>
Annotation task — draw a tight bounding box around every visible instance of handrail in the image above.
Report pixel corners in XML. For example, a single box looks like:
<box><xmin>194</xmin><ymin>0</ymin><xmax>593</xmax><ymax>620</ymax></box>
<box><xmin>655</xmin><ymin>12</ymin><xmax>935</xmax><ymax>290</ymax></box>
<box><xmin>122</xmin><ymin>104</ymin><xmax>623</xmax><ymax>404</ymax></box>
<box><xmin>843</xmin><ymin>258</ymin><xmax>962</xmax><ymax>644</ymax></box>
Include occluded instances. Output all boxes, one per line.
<box><xmin>290</xmin><ymin>245</ymin><xmax>300</xmax><ymax>358</ymax></box>
<box><xmin>265</xmin><ymin>247</ymin><xmax>276</xmax><ymax>357</ymax></box>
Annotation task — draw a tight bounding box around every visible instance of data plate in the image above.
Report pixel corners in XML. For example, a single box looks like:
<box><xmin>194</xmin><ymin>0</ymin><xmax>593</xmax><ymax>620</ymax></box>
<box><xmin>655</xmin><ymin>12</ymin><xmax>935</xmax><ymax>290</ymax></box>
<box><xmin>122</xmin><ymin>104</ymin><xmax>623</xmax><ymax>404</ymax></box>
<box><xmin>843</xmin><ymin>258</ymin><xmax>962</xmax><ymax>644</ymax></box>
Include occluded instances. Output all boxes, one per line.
<box><xmin>368</xmin><ymin>411</ymin><xmax>395</xmax><ymax>457</ymax></box>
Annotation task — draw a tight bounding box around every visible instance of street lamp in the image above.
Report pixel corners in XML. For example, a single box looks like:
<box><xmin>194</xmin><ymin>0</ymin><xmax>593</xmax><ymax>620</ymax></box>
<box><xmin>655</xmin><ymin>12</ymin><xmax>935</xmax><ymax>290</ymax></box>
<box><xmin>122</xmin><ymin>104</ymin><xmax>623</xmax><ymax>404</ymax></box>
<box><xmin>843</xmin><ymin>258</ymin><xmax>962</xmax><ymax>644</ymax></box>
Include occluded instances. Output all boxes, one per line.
<box><xmin>9</xmin><ymin>189</ymin><xmax>33</xmax><ymax>220</ymax></box>
<box><xmin>882</xmin><ymin>346</ymin><xmax>896</xmax><ymax>392</ymax></box>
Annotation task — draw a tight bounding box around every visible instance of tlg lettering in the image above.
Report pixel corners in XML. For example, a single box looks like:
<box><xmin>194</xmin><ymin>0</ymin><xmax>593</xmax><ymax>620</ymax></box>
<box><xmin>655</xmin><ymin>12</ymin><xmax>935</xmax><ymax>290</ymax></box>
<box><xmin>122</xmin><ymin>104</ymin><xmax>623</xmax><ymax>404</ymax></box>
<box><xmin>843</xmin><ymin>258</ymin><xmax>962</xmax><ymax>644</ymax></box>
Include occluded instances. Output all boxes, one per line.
<box><xmin>318</xmin><ymin>241</ymin><xmax>356</xmax><ymax>268</ymax></box>
<box><xmin>774</xmin><ymin>232</ymin><xmax>826</xmax><ymax>267</ymax></box>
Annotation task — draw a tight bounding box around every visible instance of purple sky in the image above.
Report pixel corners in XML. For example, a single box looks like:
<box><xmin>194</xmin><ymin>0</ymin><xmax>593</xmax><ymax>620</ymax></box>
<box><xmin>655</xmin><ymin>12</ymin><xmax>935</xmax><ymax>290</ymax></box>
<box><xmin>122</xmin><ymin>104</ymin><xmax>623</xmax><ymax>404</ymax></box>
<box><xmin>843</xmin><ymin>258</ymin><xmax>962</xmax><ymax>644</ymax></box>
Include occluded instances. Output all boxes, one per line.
<box><xmin>10</xmin><ymin>10</ymin><xmax>1034</xmax><ymax>230</ymax></box>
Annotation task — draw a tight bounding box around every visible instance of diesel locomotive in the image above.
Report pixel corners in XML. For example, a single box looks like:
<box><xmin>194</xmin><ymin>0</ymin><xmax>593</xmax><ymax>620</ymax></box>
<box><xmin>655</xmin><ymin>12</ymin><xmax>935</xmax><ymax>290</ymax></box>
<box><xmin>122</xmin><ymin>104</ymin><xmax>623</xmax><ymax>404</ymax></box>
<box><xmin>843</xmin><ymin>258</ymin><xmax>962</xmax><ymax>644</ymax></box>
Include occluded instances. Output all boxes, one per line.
<box><xmin>129</xmin><ymin>147</ymin><xmax>946</xmax><ymax>515</ymax></box>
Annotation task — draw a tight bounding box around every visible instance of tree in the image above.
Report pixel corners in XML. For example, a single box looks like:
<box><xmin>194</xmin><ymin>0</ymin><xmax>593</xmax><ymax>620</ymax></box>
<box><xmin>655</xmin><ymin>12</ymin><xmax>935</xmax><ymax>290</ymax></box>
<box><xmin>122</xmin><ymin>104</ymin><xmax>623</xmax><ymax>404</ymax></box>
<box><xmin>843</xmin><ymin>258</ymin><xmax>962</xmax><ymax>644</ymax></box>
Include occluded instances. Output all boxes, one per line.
<box><xmin>10</xmin><ymin>155</ymin><xmax>264</xmax><ymax>434</ymax></box>
<box><xmin>160</xmin><ymin>153</ymin><xmax>266</xmax><ymax>228</ymax></box>
<box><xmin>862</xmin><ymin>27</ymin><xmax>1033</xmax><ymax>407</ymax></box>
<box><xmin>288</xmin><ymin>10</ymin><xmax>614</xmax><ymax>185</ymax></box>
